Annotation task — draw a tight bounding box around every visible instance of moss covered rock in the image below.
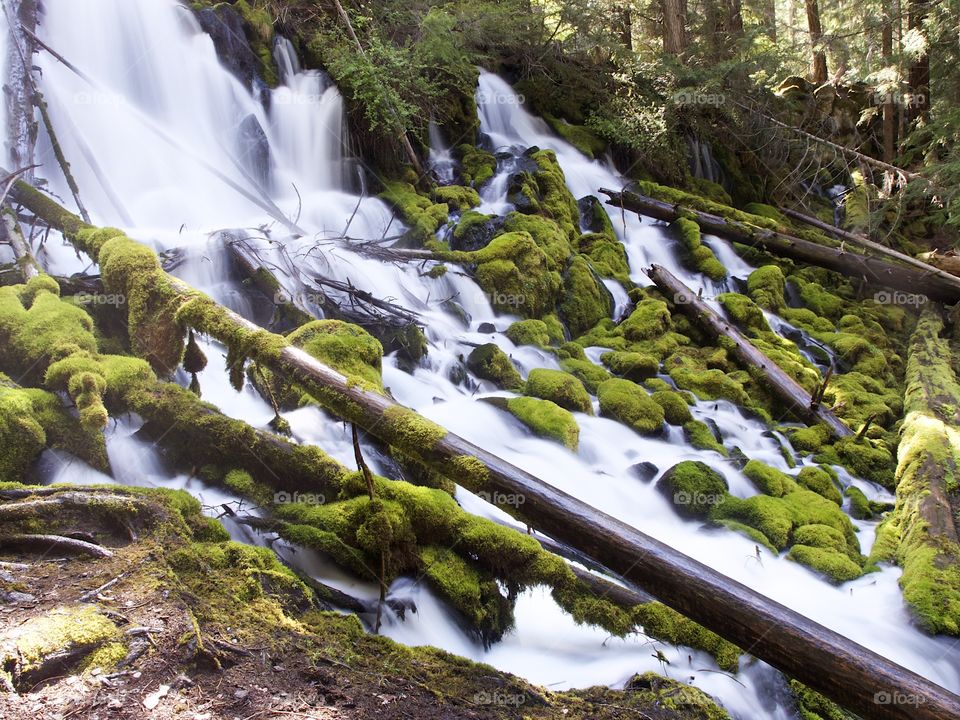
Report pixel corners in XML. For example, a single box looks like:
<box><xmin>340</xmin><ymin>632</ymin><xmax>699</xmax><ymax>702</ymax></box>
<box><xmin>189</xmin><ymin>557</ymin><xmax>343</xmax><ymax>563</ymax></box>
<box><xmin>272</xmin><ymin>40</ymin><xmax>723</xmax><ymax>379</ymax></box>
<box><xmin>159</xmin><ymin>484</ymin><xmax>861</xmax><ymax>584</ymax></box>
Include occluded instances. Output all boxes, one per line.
<box><xmin>559</xmin><ymin>256</ymin><xmax>612</xmax><ymax>337</ymax></box>
<box><xmin>652</xmin><ymin>390</ymin><xmax>693</xmax><ymax>425</ymax></box>
<box><xmin>525</xmin><ymin>368</ymin><xmax>592</xmax><ymax>414</ymax></box>
<box><xmin>431</xmin><ymin>185</ymin><xmax>481</xmax><ymax>211</ymax></box>
<box><xmin>560</xmin><ymin>358</ymin><xmax>611</xmax><ymax>394</ymax></box>
<box><xmin>658</xmin><ymin>461</ymin><xmax>728</xmax><ymax>519</ymax></box>
<box><xmin>506</xmin><ymin>396</ymin><xmax>580</xmax><ymax>450</ymax></box>
<box><xmin>672</xmin><ymin>218</ymin><xmax>726</xmax><ymax>281</ymax></box>
<box><xmin>597</xmin><ymin>378</ymin><xmax>664</xmax><ymax>435</ymax></box>
<box><xmin>466</xmin><ymin>344</ymin><xmax>523</xmax><ymax>391</ymax></box>
<box><xmin>601</xmin><ymin>350</ymin><xmax>659</xmax><ymax>380</ymax></box>
<box><xmin>288</xmin><ymin>320</ymin><xmax>384</xmax><ymax>393</ymax></box>
<box><xmin>796</xmin><ymin>466</ymin><xmax>842</xmax><ymax>505</ymax></box>
<box><xmin>380</xmin><ymin>181</ymin><xmax>449</xmax><ymax>241</ymax></box>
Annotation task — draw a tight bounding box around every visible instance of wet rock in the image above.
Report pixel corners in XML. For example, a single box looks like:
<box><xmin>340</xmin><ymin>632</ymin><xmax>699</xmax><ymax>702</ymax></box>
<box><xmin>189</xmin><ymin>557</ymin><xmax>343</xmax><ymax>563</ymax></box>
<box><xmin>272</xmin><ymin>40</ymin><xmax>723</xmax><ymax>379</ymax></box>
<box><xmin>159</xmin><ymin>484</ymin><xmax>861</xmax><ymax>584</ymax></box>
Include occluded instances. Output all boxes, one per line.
<box><xmin>450</xmin><ymin>212</ymin><xmax>504</xmax><ymax>252</ymax></box>
<box><xmin>629</xmin><ymin>461</ymin><xmax>659</xmax><ymax>483</ymax></box>
<box><xmin>477</xmin><ymin>322</ymin><xmax>497</xmax><ymax>334</ymax></box>
<box><xmin>194</xmin><ymin>6</ymin><xmax>261</xmax><ymax>90</ymax></box>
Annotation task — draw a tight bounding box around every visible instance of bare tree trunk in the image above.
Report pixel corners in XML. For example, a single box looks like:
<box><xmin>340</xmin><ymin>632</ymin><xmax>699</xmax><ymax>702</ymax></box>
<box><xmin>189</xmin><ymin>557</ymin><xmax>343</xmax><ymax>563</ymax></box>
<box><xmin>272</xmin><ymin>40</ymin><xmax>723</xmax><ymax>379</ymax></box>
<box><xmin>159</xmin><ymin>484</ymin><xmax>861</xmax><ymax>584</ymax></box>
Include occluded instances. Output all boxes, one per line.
<box><xmin>882</xmin><ymin>16</ymin><xmax>896</xmax><ymax>162</ymax></box>
<box><xmin>661</xmin><ymin>0</ymin><xmax>688</xmax><ymax>54</ymax></box>
<box><xmin>906</xmin><ymin>0</ymin><xmax>930</xmax><ymax>122</ymax></box>
<box><xmin>805</xmin><ymin>0</ymin><xmax>828</xmax><ymax>83</ymax></box>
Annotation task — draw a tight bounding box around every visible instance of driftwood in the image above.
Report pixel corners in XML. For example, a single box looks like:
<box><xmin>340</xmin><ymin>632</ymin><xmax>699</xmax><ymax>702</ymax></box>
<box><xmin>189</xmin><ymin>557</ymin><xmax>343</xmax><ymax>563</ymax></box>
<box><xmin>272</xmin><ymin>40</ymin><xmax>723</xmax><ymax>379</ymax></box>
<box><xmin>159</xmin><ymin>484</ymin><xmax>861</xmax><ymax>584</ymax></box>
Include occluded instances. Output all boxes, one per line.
<box><xmin>647</xmin><ymin>264</ymin><xmax>851</xmax><ymax>438</ymax></box>
<box><xmin>0</xmin><ymin>206</ymin><xmax>38</xmax><ymax>280</ymax></box>
<box><xmin>10</xmin><ymin>181</ymin><xmax>960</xmax><ymax>720</ymax></box>
<box><xmin>602</xmin><ymin>188</ymin><xmax>960</xmax><ymax>304</ymax></box>
<box><xmin>780</xmin><ymin>205</ymin><xmax>960</xmax><ymax>291</ymax></box>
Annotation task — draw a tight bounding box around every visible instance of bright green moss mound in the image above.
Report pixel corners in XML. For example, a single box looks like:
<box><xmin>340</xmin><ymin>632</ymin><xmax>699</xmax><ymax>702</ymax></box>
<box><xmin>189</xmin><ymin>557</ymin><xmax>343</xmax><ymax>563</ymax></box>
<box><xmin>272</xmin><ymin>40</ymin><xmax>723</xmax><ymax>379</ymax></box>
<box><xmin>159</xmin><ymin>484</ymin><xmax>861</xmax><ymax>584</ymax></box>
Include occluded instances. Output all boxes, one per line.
<box><xmin>466</xmin><ymin>343</ymin><xmax>523</xmax><ymax>391</ymax></box>
<box><xmin>431</xmin><ymin>185</ymin><xmax>480</xmax><ymax>211</ymax></box>
<box><xmin>742</xmin><ymin>460</ymin><xmax>797</xmax><ymax>497</ymax></box>
<box><xmin>8</xmin><ymin>605</ymin><xmax>122</xmax><ymax>679</ymax></box>
<box><xmin>544</xmin><ymin>114</ymin><xmax>607</xmax><ymax>158</ymax></box>
<box><xmin>601</xmin><ymin>351</ymin><xmax>659</xmax><ymax>380</ymax></box>
<box><xmin>796</xmin><ymin>466</ymin><xmax>842</xmax><ymax>505</ymax></box>
<box><xmin>632</xmin><ymin>603</ymin><xmax>741</xmax><ymax>673</ymax></box>
<box><xmin>525</xmin><ymin>368</ymin><xmax>593</xmax><ymax>414</ymax></box>
<box><xmin>559</xmin><ymin>358</ymin><xmax>611</xmax><ymax>394</ymax></box>
<box><xmin>502</xmin><ymin>212</ymin><xmax>573</xmax><ymax>270</ymax></box>
<box><xmin>683</xmin><ymin>420</ymin><xmax>727</xmax><ymax>455</ymax></box>
<box><xmin>456</xmin><ymin>144</ymin><xmax>497</xmax><ymax>188</ymax></box>
<box><xmin>652</xmin><ymin>390</ymin><xmax>692</xmax><ymax>425</ymax></box>
<box><xmin>621</xmin><ymin>298</ymin><xmax>672</xmax><ymax>341</ymax></box>
<box><xmin>0</xmin><ymin>382</ymin><xmax>49</xmax><ymax>480</ymax></box>
<box><xmin>717</xmin><ymin>293</ymin><xmax>770</xmax><ymax>333</ymax></box>
<box><xmin>577</xmin><ymin>231</ymin><xmax>630</xmax><ymax>283</ymax></box>
<box><xmin>787</xmin><ymin>545</ymin><xmax>864</xmax><ymax>583</ymax></box>
<box><xmin>505</xmin><ymin>319</ymin><xmax>553</xmax><ymax>347</ymax></box>
<box><xmin>380</xmin><ymin>181</ymin><xmax>448</xmax><ymax>241</ymax></box>
<box><xmin>746</xmin><ymin>265</ymin><xmax>786</xmax><ymax>310</ymax></box>
<box><xmin>506</xmin><ymin>396</ymin><xmax>580</xmax><ymax>450</ymax></box>
<box><xmin>844</xmin><ymin>486</ymin><xmax>874</xmax><ymax>519</ymax></box>
<box><xmin>657</xmin><ymin>461</ymin><xmax>728</xmax><ymax>519</ymax></box>
<box><xmin>597</xmin><ymin>378</ymin><xmax>664</xmax><ymax>435</ymax></box>
<box><xmin>287</xmin><ymin>320</ymin><xmax>384</xmax><ymax>392</ymax></box>
<box><xmin>559</xmin><ymin>255</ymin><xmax>611</xmax><ymax>337</ymax></box>
<box><xmin>672</xmin><ymin>218</ymin><xmax>726</xmax><ymax>281</ymax></box>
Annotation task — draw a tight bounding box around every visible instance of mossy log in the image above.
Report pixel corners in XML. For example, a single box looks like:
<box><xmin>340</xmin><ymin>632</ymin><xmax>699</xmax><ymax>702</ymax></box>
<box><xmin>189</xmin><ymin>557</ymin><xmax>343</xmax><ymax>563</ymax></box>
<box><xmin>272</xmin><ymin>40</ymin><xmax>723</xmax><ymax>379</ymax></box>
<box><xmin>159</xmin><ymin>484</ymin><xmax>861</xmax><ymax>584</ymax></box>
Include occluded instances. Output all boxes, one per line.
<box><xmin>870</xmin><ymin>306</ymin><xmax>960</xmax><ymax>635</ymax></box>
<box><xmin>0</xmin><ymin>208</ymin><xmax>39</xmax><ymax>281</ymax></box>
<box><xmin>779</xmin><ymin>205</ymin><xmax>960</xmax><ymax>290</ymax></box>
<box><xmin>648</xmin><ymin>264</ymin><xmax>851</xmax><ymax>438</ymax></box>
<box><xmin>601</xmin><ymin>189</ymin><xmax>960</xmax><ymax>303</ymax></box>
<box><xmin>11</xmin><ymin>180</ymin><xmax>960</xmax><ymax>720</ymax></box>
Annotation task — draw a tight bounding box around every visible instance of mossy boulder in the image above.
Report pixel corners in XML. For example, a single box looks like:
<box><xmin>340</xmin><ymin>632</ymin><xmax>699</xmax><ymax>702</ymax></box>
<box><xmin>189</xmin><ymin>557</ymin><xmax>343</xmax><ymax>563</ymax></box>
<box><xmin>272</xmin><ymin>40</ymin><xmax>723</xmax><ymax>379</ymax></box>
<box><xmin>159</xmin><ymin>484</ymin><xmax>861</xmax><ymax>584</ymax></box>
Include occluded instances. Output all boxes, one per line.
<box><xmin>672</xmin><ymin>218</ymin><xmax>726</xmax><ymax>281</ymax></box>
<box><xmin>451</xmin><ymin>210</ymin><xmax>502</xmax><ymax>252</ymax></box>
<box><xmin>560</xmin><ymin>358</ymin><xmax>611</xmax><ymax>394</ymax></box>
<box><xmin>683</xmin><ymin>420</ymin><xmax>727</xmax><ymax>455</ymax></box>
<box><xmin>657</xmin><ymin>461</ymin><xmax>728</xmax><ymax>519</ymax></box>
<box><xmin>742</xmin><ymin>460</ymin><xmax>797</xmax><ymax>497</ymax></box>
<box><xmin>505</xmin><ymin>396</ymin><xmax>580</xmax><ymax>450</ymax></box>
<box><xmin>288</xmin><ymin>320</ymin><xmax>383</xmax><ymax>393</ymax></box>
<box><xmin>505</xmin><ymin>317</ymin><xmax>563</xmax><ymax>347</ymax></box>
<box><xmin>717</xmin><ymin>293</ymin><xmax>770</xmax><ymax>333</ymax></box>
<box><xmin>559</xmin><ymin>256</ymin><xmax>612</xmax><ymax>337</ymax></box>
<box><xmin>456</xmin><ymin>144</ymin><xmax>497</xmax><ymax>188</ymax></box>
<box><xmin>379</xmin><ymin>181</ymin><xmax>448</xmax><ymax>241</ymax></box>
<box><xmin>796</xmin><ymin>466</ymin><xmax>842</xmax><ymax>505</ymax></box>
<box><xmin>466</xmin><ymin>344</ymin><xmax>523</xmax><ymax>391</ymax></box>
<box><xmin>747</xmin><ymin>265</ymin><xmax>786</xmax><ymax>310</ymax></box>
<box><xmin>597</xmin><ymin>378</ymin><xmax>664</xmax><ymax>435</ymax></box>
<box><xmin>431</xmin><ymin>185</ymin><xmax>480</xmax><ymax>212</ymax></box>
<box><xmin>652</xmin><ymin>390</ymin><xmax>692</xmax><ymax>425</ymax></box>
<box><xmin>600</xmin><ymin>351</ymin><xmax>659</xmax><ymax>380</ymax></box>
<box><xmin>525</xmin><ymin>369</ymin><xmax>592</xmax><ymax>414</ymax></box>
<box><xmin>620</xmin><ymin>298</ymin><xmax>672</xmax><ymax>341</ymax></box>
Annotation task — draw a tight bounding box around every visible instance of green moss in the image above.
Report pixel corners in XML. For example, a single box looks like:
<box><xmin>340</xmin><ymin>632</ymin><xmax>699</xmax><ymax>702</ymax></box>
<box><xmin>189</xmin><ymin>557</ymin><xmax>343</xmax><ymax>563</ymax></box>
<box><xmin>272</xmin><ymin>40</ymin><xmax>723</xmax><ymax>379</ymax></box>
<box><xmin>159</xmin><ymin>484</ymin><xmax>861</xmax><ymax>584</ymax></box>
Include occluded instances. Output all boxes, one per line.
<box><xmin>559</xmin><ymin>358</ymin><xmax>611</xmax><ymax>394</ymax></box>
<box><xmin>632</xmin><ymin>603</ymin><xmax>741</xmax><ymax>673</ymax></box>
<box><xmin>746</xmin><ymin>265</ymin><xmax>786</xmax><ymax>310</ymax></box>
<box><xmin>224</xmin><ymin>469</ymin><xmax>273</xmax><ymax>506</ymax></box>
<box><xmin>420</xmin><ymin>546</ymin><xmax>508</xmax><ymax>636</ymax></box>
<box><xmin>601</xmin><ymin>351</ymin><xmax>659</xmax><ymax>380</ymax></box>
<box><xmin>787</xmin><ymin>423</ymin><xmax>832</xmax><ymax>453</ymax></box>
<box><xmin>430</xmin><ymin>185</ymin><xmax>480</xmax><ymax>211</ymax></box>
<box><xmin>456</xmin><ymin>144</ymin><xmax>497</xmax><ymax>188</ymax></box>
<box><xmin>544</xmin><ymin>114</ymin><xmax>607</xmax><ymax>158</ymax></box>
<box><xmin>844</xmin><ymin>486</ymin><xmax>873</xmax><ymax>520</ymax></box>
<box><xmin>788</xmin><ymin>545</ymin><xmax>864</xmax><ymax>583</ymax></box>
<box><xmin>621</xmin><ymin>298</ymin><xmax>672</xmax><ymax>341</ymax></box>
<box><xmin>502</xmin><ymin>212</ymin><xmax>573</xmax><ymax>270</ymax></box>
<box><xmin>652</xmin><ymin>390</ymin><xmax>692</xmax><ymax>425</ymax></box>
<box><xmin>10</xmin><ymin>605</ymin><xmax>121</xmax><ymax>677</ymax></box>
<box><xmin>672</xmin><ymin>218</ymin><xmax>726</xmax><ymax>281</ymax></box>
<box><xmin>790</xmin><ymin>680</ymin><xmax>849</xmax><ymax>720</ymax></box>
<box><xmin>577</xmin><ymin>231</ymin><xmax>630</xmax><ymax>283</ymax></box>
<box><xmin>559</xmin><ymin>255</ymin><xmax>611</xmax><ymax>337</ymax></box>
<box><xmin>0</xmin><ymin>383</ymin><xmax>49</xmax><ymax>479</ymax></box>
<box><xmin>287</xmin><ymin>320</ymin><xmax>383</xmax><ymax>393</ymax></box>
<box><xmin>683</xmin><ymin>420</ymin><xmax>727</xmax><ymax>455</ymax></box>
<box><xmin>379</xmin><ymin>181</ymin><xmax>449</xmax><ymax>241</ymax></box>
<box><xmin>506</xmin><ymin>319</ymin><xmax>552</xmax><ymax>347</ymax></box>
<box><xmin>466</xmin><ymin>343</ymin><xmax>523</xmax><ymax>391</ymax></box>
<box><xmin>530</xmin><ymin>150</ymin><xmax>581</xmax><ymax>240</ymax></box>
<box><xmin>793</xmin><ymin>524</ymin><xmax>848</xmax><ymax>552</ymax></box>
<box><xmin>742</xmin><ymin>460</ymin><xmax>797</xmax><ymax>497</ymax></box>
<box><xmin>525</xmin><ymin>368</ymin><xmax>593</xmax><ymax>414</ymax></box>
<box><xmin>668</xmin><ymin>363</ymin><xmax>749</xmax><ymax>406</ymax></box>
<box><xmin>658</xmin><ymin>461</ymin><xmax>728</xmax><ymax>519</ymax></box>
<box><xmin>597</xmin><ymin>378</ymin><xmax>664</xmax><ymax>435</ymax></box>
<box><xmin>506</xmin><ymin>396</ymin><xmax>580</xmax><ymax>450</ymax></box>
<box><xmin>796</xmin><ymin>466</ymin><xmax>842</xmax><ymax>505</ymax></box>
<box><xmin>717</xmin><ymin>293</ymin><xmax>770</xmax><ymax>333</ymax></box>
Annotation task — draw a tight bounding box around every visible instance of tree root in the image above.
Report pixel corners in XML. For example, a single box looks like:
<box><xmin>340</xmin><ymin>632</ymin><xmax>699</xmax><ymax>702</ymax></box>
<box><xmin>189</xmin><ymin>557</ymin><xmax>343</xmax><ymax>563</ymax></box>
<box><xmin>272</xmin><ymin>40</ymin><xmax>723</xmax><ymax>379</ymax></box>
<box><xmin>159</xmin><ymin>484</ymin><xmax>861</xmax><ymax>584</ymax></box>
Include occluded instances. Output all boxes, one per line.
<box><xmin>0</xmin><ymin>533</ymin><xmax>114</xmax><ymax>559</ymax></box>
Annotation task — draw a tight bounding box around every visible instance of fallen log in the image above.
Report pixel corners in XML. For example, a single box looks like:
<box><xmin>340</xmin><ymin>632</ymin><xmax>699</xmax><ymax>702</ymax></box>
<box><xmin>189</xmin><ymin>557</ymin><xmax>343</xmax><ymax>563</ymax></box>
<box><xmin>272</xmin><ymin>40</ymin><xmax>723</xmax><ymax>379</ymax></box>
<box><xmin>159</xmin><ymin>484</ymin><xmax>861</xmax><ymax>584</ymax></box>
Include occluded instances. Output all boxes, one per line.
<box><xmin>647</xmin><ymin>264</ymin><xmax>851</xmax><ymax>438</ymax></box>
<box><xmin>0</xmin><ymin>206</ymin><xmax>39</xmax><ymax>281</ymax></box>
<box><xmin>779</xmin><ymin>205</ymin><xmax>960</xmax><ymax>292</ymax></box>
<box><xmin>11</xmin><ymin>180</ymin><xmax>960</xmax><ymax>720</ymax></box>
<box><xmin>601</xmin><ymin>188</ymin><xmax>960</xmax><ymax>304</ymax></box>
<box><xmin>869</xmin><ymin>306</ymin><xmax>960</xmax><ymax>635</ymax></box>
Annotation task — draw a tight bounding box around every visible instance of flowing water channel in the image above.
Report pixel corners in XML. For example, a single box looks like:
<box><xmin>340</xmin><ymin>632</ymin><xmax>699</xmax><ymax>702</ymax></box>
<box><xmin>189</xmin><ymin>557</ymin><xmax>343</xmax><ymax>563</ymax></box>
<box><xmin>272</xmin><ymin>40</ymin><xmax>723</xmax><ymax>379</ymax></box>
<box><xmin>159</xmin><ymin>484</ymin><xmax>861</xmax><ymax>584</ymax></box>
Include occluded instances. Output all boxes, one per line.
<box><xmin>5</xmin><ymin>1</ymin><xmax>959</xmax><ymax>717</ymax></box>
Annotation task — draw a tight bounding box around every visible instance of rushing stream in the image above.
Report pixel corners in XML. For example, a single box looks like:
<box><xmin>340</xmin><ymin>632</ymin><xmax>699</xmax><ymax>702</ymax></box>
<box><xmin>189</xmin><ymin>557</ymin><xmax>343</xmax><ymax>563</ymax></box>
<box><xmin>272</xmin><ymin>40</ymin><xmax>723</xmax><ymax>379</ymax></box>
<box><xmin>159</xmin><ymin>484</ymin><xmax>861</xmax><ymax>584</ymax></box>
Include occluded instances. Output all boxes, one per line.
<box><xmin>6</xmin><ymin>1</ymin><xmax>959</xmax><ymax>717</ymax></box>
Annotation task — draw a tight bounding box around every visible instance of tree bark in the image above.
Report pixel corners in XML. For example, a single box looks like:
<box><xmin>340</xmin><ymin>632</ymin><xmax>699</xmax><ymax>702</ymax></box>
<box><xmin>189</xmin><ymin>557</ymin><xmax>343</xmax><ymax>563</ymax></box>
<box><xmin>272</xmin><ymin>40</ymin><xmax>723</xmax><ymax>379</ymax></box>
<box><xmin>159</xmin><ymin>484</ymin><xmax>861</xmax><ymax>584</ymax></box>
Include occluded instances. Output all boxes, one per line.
<box><xmin>661</xmin><ymin>0</ymin><xmax>688</xmax><ymax>54</ymax></box>
<box><xmin>10</xmin><ymin>181</ymin><xmax>960</xmax><ymax>720</ymax></box>
<box><xmin>906</xmin><ymin>0</ymin><xmax>930</xmax><ymax>122</ymax></box>
<box><xmin>882</xmin><ymin>17</ymin><xmax>897</xmax><ymax>163</ymax></box>
<box><xmin>601</xmin><ymin>188</ymin><xmax>960</xmax><ymax>303</ymax></box>
<box><xmin>805</xmin><ymin>0</ymin><xmax>828</xmax><ymax>83</ymax></box>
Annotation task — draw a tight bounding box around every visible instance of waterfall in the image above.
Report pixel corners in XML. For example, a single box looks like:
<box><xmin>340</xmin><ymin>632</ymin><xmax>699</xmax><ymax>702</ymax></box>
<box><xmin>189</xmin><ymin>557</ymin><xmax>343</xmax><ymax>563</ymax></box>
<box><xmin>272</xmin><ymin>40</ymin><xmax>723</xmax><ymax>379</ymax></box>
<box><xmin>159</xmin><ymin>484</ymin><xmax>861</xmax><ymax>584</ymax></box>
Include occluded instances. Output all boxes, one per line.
<box><xmin>1</xmin><ymin>3</ymin><xmax>955</xmax><ymax>718</ymax></box>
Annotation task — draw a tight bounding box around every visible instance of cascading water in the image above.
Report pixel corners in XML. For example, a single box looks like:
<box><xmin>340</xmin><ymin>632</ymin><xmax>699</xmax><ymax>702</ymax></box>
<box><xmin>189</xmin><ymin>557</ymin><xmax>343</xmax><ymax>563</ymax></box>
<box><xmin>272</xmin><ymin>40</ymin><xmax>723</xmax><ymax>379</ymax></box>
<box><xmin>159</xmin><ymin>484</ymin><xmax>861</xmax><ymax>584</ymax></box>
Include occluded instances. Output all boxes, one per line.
<box><xmin>8</xmin><ymin>2</ymin><xmax>959</xmax><ymax>717</ymax></box>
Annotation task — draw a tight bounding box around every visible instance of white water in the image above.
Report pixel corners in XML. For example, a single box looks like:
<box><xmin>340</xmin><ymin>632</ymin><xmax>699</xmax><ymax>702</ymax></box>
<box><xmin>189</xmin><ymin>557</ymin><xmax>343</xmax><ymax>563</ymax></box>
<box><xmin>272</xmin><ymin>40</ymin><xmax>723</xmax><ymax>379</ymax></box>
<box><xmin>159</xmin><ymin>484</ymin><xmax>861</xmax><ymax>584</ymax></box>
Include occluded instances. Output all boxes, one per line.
<box><xmin>5</xmin><ymin>2</ymin><xmax>956</xmax><ymax>716</ymax></box>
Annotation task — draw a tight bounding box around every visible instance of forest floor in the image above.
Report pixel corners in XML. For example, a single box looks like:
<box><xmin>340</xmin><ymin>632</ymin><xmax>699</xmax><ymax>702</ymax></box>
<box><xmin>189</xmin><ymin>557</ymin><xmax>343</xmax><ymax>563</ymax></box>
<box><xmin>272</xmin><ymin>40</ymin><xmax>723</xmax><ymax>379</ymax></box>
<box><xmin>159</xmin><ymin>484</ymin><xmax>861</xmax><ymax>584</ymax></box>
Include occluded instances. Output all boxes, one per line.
<box><xmin>0</xmin><ymin>485</ymin><xmax>728</xmax><ymax>720</ymax></box>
